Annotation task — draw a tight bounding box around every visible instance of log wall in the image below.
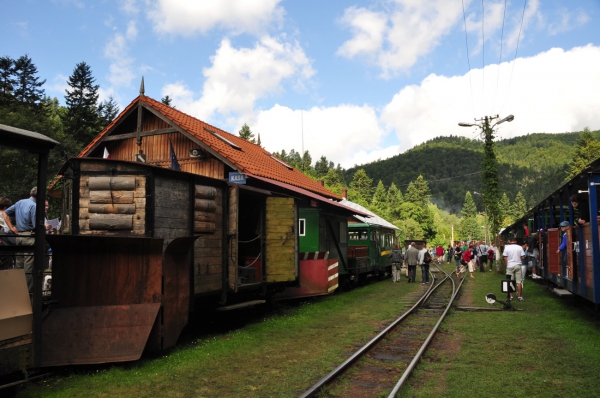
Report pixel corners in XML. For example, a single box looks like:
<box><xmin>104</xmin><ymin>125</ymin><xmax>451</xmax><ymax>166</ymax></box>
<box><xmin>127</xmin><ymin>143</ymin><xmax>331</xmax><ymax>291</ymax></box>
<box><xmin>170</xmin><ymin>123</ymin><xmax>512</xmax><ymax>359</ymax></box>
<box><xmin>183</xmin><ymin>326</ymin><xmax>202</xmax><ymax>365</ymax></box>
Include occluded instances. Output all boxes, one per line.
<box><xmin>79</xmin><ymin>175</ymin><xmax>146</xmax><ymax>235</ymax></box>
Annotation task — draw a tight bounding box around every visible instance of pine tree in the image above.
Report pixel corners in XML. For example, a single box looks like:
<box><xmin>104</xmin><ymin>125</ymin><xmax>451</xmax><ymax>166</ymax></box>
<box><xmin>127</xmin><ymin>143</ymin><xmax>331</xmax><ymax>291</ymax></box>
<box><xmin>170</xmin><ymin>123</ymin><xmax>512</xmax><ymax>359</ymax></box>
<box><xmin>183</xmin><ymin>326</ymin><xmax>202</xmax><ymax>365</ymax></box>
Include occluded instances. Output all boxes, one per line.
<box><xmin>238</xmin><ymin>123</ymin><xmax>256</xmax><ymax>143</ymax></box>
<box><xmin>349</xmin><ymin>169</ymin><xmax>373</xmax><ymax>205</ymax></box>
<box><xmin>98</xmin><ymin>96</ymin><xmax>119</xmax><ymax>128</ymax></box>
<box><xmin>63</xmin><ymin>62</ymin><xmax>101</xmax><ymax>148</ymax></box>
<box><xmin>404</xmin><ymin>175</ymin><xmax>431</xmax><ymax>208</ymax></box>
<box><xmin>387</xmin><ymin>182</ymin><xmax>403</xmax><ymax>220</ymax></box>
<box><xmin>512</xmin><ymin>191</ymin><xmax>528</xmax><ymax>221</ymax></box>
<box><xmin>460</xmin><ymin>191</ymin><xmax>478</xmax><ymax>219</ymax></box>
<box><xmin>13</xmin><ymin>55</ymin><xmax>45</xmax><ymax>108</ymax></box>
<box><xmin>161</xmin><ymin>95</ymin><xmax>173</xmax><ymax>106</ymax></box>
<box><xmin>499</xmin><ymin>192</ymin><xmax>513</xmax><ymax>227</ymax></box>
<box><xmin>371</xmin><ymin>180</ymin><xmax>389</xmax><ymax>219</ymax></box>
<box><xmin>314</xmin><ymin>155</ymin><xmax>330</xmax><ymax>178</ymax></box>
<box><xmin>0</xmin><ymin>56</ymin><xmax>15</xmax><ymax>106</ymax></box>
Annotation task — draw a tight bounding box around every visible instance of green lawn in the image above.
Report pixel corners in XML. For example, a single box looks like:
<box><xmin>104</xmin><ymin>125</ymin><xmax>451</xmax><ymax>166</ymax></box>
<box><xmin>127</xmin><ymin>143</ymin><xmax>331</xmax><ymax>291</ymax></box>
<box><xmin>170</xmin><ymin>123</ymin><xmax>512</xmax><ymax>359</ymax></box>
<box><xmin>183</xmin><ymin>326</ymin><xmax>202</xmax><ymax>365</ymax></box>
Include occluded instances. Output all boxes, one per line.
<box><xmin>16</xmin><ymin>267</ymin><xmax>600</xmax><ymax>397</ymax></box>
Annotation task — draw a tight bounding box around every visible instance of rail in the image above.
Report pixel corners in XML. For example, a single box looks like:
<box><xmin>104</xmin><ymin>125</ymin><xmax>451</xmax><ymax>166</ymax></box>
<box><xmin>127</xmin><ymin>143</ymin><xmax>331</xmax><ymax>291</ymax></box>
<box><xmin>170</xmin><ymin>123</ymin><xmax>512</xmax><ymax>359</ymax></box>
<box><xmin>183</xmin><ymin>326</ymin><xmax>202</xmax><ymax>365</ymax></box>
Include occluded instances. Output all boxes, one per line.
<box><xmin>300</xmin><ymin>264</ymin><xmax>465</xmax><ymax>397</ymax></box>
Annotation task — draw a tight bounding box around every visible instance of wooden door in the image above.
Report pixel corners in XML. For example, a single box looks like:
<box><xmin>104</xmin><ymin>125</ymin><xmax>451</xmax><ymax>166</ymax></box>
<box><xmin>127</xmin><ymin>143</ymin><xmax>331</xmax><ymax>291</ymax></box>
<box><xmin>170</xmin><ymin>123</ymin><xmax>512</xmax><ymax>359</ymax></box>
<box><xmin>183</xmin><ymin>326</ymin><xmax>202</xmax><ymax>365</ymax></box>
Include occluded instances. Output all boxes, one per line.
<box><xmin>265</xmin><ymin>197</ymin><xmax>297</xmax><ymax>282</ymax></box>
<box><xmin>228</xmin><ymin>186</ymin><xmax>239</xmax><ymax>291</ymax></box>
<box><xmin>547</xmin><ymin>228</ymin><xmax>561</xmax><ymax>275</ymax></box>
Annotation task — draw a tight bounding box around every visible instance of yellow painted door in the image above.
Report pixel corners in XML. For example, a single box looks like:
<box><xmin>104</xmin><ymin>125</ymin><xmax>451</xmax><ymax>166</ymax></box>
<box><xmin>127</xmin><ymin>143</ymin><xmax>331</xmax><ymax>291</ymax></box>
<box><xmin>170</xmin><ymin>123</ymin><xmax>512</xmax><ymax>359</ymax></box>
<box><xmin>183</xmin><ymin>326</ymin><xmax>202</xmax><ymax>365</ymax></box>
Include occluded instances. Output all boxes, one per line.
<box><xmin>265</xmin><ymin>197</ymin><xmax>297</xmax><ymax>282</ymax></box>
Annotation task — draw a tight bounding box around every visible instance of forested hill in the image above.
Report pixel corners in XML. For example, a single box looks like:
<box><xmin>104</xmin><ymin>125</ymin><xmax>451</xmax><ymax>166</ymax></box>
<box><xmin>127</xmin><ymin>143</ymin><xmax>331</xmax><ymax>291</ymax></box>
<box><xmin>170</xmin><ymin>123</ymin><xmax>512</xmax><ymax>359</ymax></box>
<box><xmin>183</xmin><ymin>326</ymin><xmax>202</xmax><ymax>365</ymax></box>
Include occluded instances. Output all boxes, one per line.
<box><xmin>345</xmin><ymin>130</ymin><xmax>600</xmax><ymax>215</ymax></box>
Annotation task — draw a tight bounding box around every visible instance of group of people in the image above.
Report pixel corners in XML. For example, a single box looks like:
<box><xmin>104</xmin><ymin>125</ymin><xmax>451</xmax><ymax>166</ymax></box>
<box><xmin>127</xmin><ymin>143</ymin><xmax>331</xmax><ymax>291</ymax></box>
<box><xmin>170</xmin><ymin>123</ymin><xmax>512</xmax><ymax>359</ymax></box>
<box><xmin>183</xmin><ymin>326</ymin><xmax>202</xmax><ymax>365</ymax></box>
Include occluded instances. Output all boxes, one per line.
<box><xmin>0</xmin><ymin>187</ymin><xmax>54</xmax><ymax>293</ymax></box>
<box><xmin>390</xmin><ymin>242</ymin><xmax>433</xmax><ymax>285</ymax></box>
<box><xmin>448</xmin><ymin>241</ymin><xmax>497</xmax><ymax>279</ymax></box>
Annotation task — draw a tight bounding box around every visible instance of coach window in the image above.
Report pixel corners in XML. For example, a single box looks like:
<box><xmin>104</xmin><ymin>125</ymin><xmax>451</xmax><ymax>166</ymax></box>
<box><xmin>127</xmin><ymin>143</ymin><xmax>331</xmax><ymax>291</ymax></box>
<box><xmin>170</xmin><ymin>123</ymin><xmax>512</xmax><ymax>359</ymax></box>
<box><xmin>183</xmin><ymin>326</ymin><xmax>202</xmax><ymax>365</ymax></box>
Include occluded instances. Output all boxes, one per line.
<box><xmin>299</xmin><ymin>219</ymin><xmax>306</xmax><ymax>236</ymax></box>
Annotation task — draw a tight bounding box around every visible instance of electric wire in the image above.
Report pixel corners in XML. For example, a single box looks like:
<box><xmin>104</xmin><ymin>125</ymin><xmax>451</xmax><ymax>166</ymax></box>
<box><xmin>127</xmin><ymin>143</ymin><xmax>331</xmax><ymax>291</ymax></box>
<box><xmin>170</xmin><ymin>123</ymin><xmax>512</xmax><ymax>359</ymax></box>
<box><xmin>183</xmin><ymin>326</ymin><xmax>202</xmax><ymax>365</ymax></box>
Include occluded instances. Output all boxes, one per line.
<box><xmin>500</xmin><ymin>0</ymin><xmax>528</xmax><ymax>115</ymax></box>
<box><xmin>491</xmin><ymin>0</ymin><xmax>508</xmax><ymax>114</ymax></box>
<box><xmin>461</xmin><ymin>0</ymin><xmax>475</xmax><ymax>117</ymax></box>
<box><xmin>481</xmin><ymin>0</ymin><xmax>485</xmax><ymax>114</ymax></box>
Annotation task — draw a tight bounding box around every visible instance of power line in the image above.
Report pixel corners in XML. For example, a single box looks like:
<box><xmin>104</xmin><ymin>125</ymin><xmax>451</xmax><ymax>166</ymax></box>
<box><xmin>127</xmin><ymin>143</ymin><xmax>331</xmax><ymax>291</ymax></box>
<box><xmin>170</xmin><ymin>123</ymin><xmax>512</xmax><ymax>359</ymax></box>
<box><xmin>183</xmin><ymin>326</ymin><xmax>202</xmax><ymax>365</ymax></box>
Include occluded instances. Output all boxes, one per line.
<box><xmin>500</xmin><ymin>0</ymin><xmax>527</xmax><ymax>115</ymax></box>
<box><xmin>492</xmin><ymin>0</ymin><xmax>508</xmax><ymax>114</ymax></box>
<box><xmin>461</xmin><ymin>0</ymin><xmax>475</xmax><ymax>117</ymax></box>
<box><xmin>481</xmin><ymin>0</ymin><xmax>485</xmax><ymax>114</ymax></box>
<box><xmin>395</xmin><ymin>170</ymin><xmax>482</xmax><ymax>188</ymax></box>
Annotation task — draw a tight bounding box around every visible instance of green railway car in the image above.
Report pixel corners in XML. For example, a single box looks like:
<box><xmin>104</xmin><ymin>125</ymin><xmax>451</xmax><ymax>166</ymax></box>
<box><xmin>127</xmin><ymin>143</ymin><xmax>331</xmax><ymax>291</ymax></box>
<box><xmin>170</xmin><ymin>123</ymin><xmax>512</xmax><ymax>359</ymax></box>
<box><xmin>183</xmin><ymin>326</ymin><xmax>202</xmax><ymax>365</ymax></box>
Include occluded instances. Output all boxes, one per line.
<box><xmin>347</xmin><ymin>222</ymin><xmax>397</xmax><ymax>284</ymax></box>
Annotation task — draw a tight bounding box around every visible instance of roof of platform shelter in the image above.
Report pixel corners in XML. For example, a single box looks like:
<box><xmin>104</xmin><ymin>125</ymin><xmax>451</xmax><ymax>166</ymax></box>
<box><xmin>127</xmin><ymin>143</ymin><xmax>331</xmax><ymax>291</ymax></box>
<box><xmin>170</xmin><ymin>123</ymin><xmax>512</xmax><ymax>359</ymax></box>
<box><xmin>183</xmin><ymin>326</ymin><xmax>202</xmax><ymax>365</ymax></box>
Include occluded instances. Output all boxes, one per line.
<box><xmin>78</xmin><ymin>95</ymin><xmax>340</xmax><ymax>200</ymax></box>
<box><xmin>1</xmin><ymin>124</ymin><xmax>60</xmax><ymax>153</ymax></box>
<box><xmin>340</xmin><ymin>198</ymin><xmax>400</xmax><ymax>231</ymax></box>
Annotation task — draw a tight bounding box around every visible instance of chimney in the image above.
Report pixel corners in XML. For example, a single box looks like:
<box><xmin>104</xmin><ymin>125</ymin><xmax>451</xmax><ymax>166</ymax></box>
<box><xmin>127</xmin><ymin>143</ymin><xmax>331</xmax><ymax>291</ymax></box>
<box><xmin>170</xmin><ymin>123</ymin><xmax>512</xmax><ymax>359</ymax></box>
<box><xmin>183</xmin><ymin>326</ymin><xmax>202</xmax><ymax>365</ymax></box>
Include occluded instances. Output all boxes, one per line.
<box><xmin>342</xmin><ymin>189</ymin><xmax>347</xmax><ymax>199</ymax></box>
<box><xmin>317</xmin><ymin>180</ymin><xmax>324</xmax><ymax>186</ymax></box>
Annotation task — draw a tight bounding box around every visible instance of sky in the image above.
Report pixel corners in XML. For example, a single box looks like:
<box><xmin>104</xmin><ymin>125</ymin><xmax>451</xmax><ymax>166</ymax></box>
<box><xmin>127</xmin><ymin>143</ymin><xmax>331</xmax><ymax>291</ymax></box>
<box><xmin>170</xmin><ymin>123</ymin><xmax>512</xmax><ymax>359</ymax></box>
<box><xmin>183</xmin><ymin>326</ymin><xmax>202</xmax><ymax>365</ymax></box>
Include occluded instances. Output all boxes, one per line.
<box><xmin>3</xmin><ymin>0</ymin><xmax>600</xmax><ymax>168</ymax></box>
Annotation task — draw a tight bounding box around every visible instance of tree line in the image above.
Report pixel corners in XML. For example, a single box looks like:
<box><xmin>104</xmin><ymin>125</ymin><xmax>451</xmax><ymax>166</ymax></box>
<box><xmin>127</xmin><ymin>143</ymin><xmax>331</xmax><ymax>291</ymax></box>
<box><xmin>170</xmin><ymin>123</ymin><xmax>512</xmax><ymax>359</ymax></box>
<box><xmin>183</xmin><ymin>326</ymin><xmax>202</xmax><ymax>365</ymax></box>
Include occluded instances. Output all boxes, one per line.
<box><xmin>0</xmin><ymin>55</ymin><xmax>119</xmax><ymax>213</ymax></box>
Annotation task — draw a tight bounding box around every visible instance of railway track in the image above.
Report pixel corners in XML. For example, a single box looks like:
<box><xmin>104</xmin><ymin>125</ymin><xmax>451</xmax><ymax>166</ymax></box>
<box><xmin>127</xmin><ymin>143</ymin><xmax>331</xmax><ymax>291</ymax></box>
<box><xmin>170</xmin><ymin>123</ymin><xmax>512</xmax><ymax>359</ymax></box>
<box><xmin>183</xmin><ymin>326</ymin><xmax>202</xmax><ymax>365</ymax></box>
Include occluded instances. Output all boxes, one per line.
<box><xmin>300</xmin><ymin>264</ymin><xmax>466</xmax><ymax>397</ymax></box>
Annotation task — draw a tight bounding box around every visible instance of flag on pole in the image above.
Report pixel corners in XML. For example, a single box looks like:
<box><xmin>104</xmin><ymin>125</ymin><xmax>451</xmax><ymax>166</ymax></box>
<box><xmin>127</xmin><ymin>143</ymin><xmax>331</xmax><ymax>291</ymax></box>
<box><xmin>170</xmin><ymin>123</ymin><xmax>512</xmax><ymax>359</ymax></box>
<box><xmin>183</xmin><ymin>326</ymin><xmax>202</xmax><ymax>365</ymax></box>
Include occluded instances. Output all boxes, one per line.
<box><xmin>103</xmin><ymin>147</ymin><xmax>110</xmax><ymax>159</ymax></box>
<box><xmin>169</xmin><ymin>138</ymin><xmax>181</xmax><ymax>171</ymax></box>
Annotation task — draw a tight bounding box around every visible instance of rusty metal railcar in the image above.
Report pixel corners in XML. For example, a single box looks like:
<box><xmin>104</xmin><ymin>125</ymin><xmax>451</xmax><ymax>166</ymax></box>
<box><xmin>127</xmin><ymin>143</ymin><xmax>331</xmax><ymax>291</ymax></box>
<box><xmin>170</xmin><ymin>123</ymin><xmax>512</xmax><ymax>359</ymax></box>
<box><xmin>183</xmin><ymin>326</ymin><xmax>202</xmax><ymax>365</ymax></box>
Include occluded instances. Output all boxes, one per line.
<box><xmin>42</xmin><ymin>157</ymin><xmax>308</xmax><ymax>366</ymax></box>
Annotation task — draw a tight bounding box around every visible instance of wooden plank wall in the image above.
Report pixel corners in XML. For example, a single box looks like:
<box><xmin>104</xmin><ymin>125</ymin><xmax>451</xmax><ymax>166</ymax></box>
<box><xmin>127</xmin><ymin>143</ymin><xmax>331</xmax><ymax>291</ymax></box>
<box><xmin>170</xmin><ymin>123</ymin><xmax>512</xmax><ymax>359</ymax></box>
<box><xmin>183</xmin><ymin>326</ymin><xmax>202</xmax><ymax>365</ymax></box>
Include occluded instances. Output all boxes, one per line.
<box><xmin>153</xmin><ymin>177</ymin><xmax>190</xmax><ymax>243</ymax></box>
<box><xmin>79</xmin><ymin>175</ymin><xmax>146</xmax><ymax>235</ymax></box>
<box><xmin>265</xmin><ymin>197</ymin><xmax>296</xmax><ymax>283</ymax></box>
<box><xmin>107</xmin><ymin>133</ymin><xmax>224</xmax><ymax>180</ymax></box>
<box><xmin>228</xmin><ymin>186</ymin><xmax>239</xmax><ymax>291</ymax></box>
<box><xmin>194</xmin><ymin>187</ymin><xmax>225</xmax><ymax>294</ymax></box>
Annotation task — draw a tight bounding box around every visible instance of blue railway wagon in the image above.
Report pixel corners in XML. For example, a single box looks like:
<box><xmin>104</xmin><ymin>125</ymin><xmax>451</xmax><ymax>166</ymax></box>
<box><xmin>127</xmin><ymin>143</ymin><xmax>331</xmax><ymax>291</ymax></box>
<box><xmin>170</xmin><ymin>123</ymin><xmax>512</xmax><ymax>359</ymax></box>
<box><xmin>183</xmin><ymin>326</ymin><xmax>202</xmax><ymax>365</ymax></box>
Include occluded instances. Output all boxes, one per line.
<box><xmin>501</xmin><ymin>157</ymin><xmax>600</xmax><ymax>304</ymax></box>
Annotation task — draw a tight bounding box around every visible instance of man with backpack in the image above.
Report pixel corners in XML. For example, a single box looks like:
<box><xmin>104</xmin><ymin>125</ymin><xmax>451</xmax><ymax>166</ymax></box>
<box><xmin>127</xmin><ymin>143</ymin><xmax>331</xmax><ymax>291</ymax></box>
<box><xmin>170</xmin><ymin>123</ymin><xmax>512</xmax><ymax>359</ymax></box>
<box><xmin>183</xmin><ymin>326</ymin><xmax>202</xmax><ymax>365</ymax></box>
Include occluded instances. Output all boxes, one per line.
<box><xmin>390</xmin><ymin>245</ymin><xmax>404</xmax><ymax>283</ymax></box>
<box><xmin>418</xmin><ymin>243</ymin><xmax>432</xmax><ymax>284</ymax></box>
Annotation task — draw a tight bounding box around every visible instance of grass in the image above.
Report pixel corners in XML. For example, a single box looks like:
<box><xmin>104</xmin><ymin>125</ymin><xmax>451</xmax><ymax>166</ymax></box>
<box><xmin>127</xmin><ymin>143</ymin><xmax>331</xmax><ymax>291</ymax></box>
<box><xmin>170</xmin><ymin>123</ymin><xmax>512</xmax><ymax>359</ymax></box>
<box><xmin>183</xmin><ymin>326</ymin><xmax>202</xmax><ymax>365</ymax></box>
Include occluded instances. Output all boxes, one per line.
<box><xmin>16</xmin><ymin>266</ymin><xmax>600</xmax><ymax>397</ymax></box>
<box><xmin>17</xmin><ymin>279</ymin><xmax>421</xmax><ymax>398</ymax></box>
<box><xmin>401</xmin><ymin>264</ymin><xmax>600</xmax><ymax>397</ymax></box>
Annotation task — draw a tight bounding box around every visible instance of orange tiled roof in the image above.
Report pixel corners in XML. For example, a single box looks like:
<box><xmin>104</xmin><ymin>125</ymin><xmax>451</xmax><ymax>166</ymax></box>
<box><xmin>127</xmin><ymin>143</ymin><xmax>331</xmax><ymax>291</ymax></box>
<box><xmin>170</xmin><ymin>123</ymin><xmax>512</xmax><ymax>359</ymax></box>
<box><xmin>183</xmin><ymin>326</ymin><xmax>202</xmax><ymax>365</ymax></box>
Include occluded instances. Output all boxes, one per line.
<box><xmin>79</xmin><ymin>95</ymin><xmax>340</xmax><ymax>200</ymax></box>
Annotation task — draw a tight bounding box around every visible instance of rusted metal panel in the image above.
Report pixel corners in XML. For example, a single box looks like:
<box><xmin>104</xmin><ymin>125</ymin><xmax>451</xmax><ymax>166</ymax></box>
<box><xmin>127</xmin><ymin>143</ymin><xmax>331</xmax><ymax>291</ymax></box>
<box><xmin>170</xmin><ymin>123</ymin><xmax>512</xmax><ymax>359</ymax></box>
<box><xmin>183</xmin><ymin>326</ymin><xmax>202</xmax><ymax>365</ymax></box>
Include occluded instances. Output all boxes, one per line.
<box><xmin>46</xmin><ymin>235</ymin><xmax>163</xmax><ymax>307</ymax></box>
<box><xmin>41</xmin><ymin>304</ymin><xmax>160</xmax><ymax>366</ymax></box>
<box><xmin>162</xmin><ymin>237</ymin><xmax>198</xmax><ymax>349</ymax></box>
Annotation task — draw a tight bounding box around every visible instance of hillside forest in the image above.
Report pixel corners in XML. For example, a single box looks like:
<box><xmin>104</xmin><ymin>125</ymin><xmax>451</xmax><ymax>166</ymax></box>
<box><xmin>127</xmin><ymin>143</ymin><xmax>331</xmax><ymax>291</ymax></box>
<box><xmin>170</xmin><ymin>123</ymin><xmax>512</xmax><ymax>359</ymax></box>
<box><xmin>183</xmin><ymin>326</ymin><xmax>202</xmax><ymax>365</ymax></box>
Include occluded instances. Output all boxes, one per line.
<box><xmin>1</xmin><ymin>54</ymin><xmax>599</xmax><ymax>246</ymax></box>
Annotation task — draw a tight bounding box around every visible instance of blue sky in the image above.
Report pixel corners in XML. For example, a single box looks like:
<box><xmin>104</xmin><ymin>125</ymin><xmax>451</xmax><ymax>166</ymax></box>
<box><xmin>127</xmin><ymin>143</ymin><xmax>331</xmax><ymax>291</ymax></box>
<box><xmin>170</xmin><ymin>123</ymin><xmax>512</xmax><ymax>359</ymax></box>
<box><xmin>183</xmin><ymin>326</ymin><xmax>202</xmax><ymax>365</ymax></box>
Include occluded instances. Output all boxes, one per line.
<box><xmin>3</xmin><ymin>0</ymin><xmax>599</xmax><ymax>168</ymax></box>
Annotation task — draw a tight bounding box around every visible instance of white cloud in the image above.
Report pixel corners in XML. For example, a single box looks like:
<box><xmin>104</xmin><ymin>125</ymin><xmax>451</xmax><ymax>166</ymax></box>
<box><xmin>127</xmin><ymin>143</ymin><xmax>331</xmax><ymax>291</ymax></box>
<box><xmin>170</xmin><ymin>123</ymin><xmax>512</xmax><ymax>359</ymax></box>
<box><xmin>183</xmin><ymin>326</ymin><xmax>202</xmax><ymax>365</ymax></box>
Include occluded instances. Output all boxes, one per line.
<box><xmin>337</xmin><ymin>0</ymin><xmax>467</xmax><ymax>77</ymax></box>
<box><xmin>147</xmin><ymin>0</ymin><xmax>284</xmax><ymax>36</ymax></box>
<box><xmin>119</xmin><ymin>0</ymin><xmax>139</xmax><ymax>15</ymax></box>
<box><xmin>548</xmin><ymin>7</ymin><xmax>590</xmax><ymax>36</ymax></box>
<box><xmin>381</xmin><ymin>45</ymin><xmax>600</xmax><ymax>152</ymax></box>
<box><xmin>162</xmin><ymin>36</ymin><xmax>314</xmax><ymax>124</ymax></box>
<box><xmin>254</xmin><ymin>104</ymin><xmax>390</xmax><ymax>169</ymax></box>
<box><xmin>104</xmin><ymin>20</ymin><xmax>137</xmax><ymax>88</ymax></box>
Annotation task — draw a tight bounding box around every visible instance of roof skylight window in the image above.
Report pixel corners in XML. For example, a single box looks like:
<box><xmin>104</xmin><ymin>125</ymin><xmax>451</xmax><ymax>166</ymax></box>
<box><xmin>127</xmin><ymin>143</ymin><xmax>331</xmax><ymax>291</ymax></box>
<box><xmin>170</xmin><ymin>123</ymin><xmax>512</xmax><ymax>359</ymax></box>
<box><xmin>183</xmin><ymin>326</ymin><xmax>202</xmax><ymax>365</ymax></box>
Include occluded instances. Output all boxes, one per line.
<box><xmin>204</xmin><ymin>127</ymin><xmax>241</xmax><ymax>150</ymax></box>
<box><xmin>270</xmin><ymin>155</ymin><xmax>293</xmax><ymax>170</ymax></box>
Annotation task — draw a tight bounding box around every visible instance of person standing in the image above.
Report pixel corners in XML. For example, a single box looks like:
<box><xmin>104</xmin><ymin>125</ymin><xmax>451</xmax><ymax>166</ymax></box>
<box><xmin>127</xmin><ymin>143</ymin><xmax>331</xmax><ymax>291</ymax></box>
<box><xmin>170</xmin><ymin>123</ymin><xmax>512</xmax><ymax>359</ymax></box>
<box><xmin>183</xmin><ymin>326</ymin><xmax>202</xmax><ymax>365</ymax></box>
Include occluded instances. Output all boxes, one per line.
<box><xmin>446</xmin><ymin>245</ymin><xmax>453</xmax><ymax>264</ymax></box>
<box><xmin>405</xmin><ymin>242</ymin><xmax>419</xmax><ymax>283</ymax></box>
<box><xmin>4</xmin><ymin>187</ymin><xmax>41</xmax><ymax>292</ymax></box>
<box><xmin>463</xmin><ymin>242</ymin><xmax>475</xmax><ymax>278</ymax></box>
<box><xmin>453</xmin><ymin>244</ymin><xmax>463</xmax><ymax>276</ymax></box>
<box><xmin>0</xmin><ymin>197</ymin><xmax>19</xmax><ymax>269</ymax></box>
<box><xmin>418</xmin><ymin>243</ymin><xmax>431</xmax><ymax>284</ymax></box>
<box><xmin>390</xmin><ymin>245</ymin><xmax>404</xmax><ymax>283</ymax></box>
<box><xmin>556</xmin><ymin>221</ymin><xmax>570</xmax><ymax>271</ymax></box>
<box><xmin>436</xmin><ymin>245</ymin><xmax>444</xmax><ymax>265</ymax></box>
<box><xmin>503</xmin><ymin>237</ymin><xmax>525</xmax><ymax>301</ymax></box>
<box><xmin>521</xmin><ymin>243</ymin><xmax>529</xmax><ymax>291</ymax></box>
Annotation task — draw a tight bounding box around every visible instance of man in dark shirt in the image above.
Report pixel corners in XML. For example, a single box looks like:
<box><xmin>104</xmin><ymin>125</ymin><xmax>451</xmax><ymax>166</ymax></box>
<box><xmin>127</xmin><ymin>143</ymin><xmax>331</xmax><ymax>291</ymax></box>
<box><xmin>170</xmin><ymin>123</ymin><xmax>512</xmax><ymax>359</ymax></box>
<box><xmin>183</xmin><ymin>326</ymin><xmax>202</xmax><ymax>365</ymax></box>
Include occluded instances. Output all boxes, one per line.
<box><xmin>570</xmin><ymin>194</ymin><xmax>590</xmax><ymax>225</ymax></box>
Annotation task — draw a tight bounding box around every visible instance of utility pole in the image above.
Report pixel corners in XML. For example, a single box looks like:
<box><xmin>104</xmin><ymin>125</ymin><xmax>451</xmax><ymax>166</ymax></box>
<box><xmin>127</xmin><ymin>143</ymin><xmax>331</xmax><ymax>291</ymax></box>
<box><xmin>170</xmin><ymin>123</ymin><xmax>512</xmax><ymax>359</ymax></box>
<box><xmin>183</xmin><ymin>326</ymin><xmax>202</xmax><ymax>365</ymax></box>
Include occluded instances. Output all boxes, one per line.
<box><xmin>459</xmin><ymin>114</ymin><xmax>514</xmax><ymax>244</ymax></box>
